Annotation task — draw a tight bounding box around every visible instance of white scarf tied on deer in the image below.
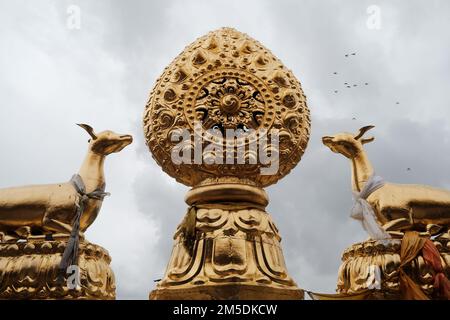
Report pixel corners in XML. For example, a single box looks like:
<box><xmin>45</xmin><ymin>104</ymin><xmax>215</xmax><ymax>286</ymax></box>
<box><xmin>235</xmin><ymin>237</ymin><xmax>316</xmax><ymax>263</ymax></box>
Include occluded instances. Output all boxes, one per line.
<box><xmin>351</xmin><ymin>174</ymin><xmax>391</xmax><ymax>240</ymax></box>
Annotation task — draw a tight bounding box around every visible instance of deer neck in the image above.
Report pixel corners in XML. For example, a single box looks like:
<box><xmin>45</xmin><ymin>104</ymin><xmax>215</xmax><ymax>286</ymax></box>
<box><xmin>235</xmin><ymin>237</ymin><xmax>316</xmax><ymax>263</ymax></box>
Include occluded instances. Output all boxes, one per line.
<box><xmin>78</xmin><ymin>150</ymin><xmax>106</xmax><ymax>193</ymax></box>
<box><xmin>350</xmin><ymin>150</ymin><xmax>374</xmax><ymax>193</ymax></box>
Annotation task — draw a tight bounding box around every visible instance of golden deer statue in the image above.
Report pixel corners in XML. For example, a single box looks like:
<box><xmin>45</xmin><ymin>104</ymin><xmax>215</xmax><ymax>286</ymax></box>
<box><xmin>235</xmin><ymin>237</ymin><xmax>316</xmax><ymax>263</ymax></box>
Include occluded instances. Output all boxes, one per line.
<box><xmin>0</xmin><ymin>124</ymin><xmax>133</xmax><ymax>242</ymax></box>
<box><xmin>322</xmin><ymin>125</ymin><xmax>450</xmax><ymax>238</ymax></box>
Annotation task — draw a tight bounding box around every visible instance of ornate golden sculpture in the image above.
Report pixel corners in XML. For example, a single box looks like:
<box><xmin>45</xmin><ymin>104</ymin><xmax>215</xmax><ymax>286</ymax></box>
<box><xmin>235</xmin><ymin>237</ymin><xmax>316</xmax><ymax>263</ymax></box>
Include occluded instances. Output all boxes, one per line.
<box><xmin>323</xmin><ymin>126</ymin><xmax>450</xmax><ymax>299</ymax></box>
<box><xmin>0</xmin><ymin>124</ymin><xmax>132</xmax><ymax>299</ymax></box>
<box><xmin>0</xmin><ymin>124</ymin><xmax>132</xmax><ymax>240</ymax></box>
<box><xmin>337</xmin><ymin>237</ymin><xmax>450</xmax><ymax>299</ymax></box>
<box><xmin>322</xmin><ymin>126</ymin><xmax>450</xmax><ymax>236</ymax></box>
<box><xmin>144</xmin><ymin>27</ymin><xmax>310</xmax><ymax>187</ymax></box>
<box><xmin>0</xmin><ymin>240</ymin><xmax>115</xmax><ymax>299</ymax></box>
<box><xmin>144</xmin><ymin>28</ymin><xmax>310</xmax><ymax>300</ymax></box>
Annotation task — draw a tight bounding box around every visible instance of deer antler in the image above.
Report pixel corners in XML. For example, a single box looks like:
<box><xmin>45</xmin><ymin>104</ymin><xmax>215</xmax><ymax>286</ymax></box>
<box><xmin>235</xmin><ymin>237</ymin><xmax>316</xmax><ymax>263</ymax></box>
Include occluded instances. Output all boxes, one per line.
<box><xmin>77</xmin><ymin>123</ymin><xmax>97</xmax><ymax>140</ymax></box>
<box><xmin>354</xmin><ymin>125</ymin><xmax>375</xmax><ymax>140</ymax></box>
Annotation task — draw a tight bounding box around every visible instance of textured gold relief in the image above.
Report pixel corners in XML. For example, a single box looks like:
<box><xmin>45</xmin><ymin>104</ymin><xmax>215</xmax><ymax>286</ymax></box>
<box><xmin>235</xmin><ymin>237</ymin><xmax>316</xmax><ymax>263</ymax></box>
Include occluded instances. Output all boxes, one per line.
<box><xmin>322</xmin><ymin>126</ymin><xmax>450</xmax><ymax>299</ymax></box>
<box><xmin>0</xmin><ymin>240</ymin><xmax>115</xmax><ymax>299</ymax></box>
<box><xmin>161</xmin><ymin>207</ymin><xmax>294</xmax><ymax>287</ymax></box>
<box><xmin>148</xmin><ymin>183</ymin><xmax>303</xmax><ymax>299</ymax></box>
<box><xmin>323</xmin><ymin>126</ymin><xmax>450</xmax><ymax>235</ymax></box>
<box><xmin>0</xmin><ymin>125</ymin><xmax>131</xmax><ymax>299</ymax></box>
<box><xmin>337</xmin><ymin>236</ymin><xmax>450</xmax><ymax>298</ymax></box>
<box><xmin>143</xmin><ymin>27</ymin><xmax>310</xmax><ymax>188</ymax></box>
<box><xmin>146</xmin><ymin>28</ymin><xmax>307</xmax><ymax>300</ymax></box>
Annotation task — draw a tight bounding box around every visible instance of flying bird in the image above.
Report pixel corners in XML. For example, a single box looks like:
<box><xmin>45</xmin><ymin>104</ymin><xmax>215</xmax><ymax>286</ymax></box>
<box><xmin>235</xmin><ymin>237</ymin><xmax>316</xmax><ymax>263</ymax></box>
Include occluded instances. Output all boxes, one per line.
<box><xmin>353</xmin><ymin>84</ymin><xmax>357</xmax><ymax>87</ymax></box>
<box><xmin>407</xmin><ymin>168</ymin><xmax>411</xmax><ymax>171</ymax></box>
<box><xmin>365</xmin><ymin>83</ymin><xmax>369</xmax><ymax>85</ymax></box>
<box><xmin>334</xmin><ymin>90</ymin><xmax>338</xmax><ymax>93</ymax></box>
<box><xmin>352</xmin><ymin>117</ymin><xmax>356</xmax><ymax>120</ymax></box>
<box><xmin>396</xmin><ymin>102</ymin><xmax>400</xmax><ymax>104</ymax></box>
<box><xmin>345</xmin><ymin>54</ymin><xmax>349</xmax><ymax>57</ymax></box>
<box><xmin>333</xmin><ymin>72</ymin><xmax>338</xmax><ymax>75</ymax></box>
<box><xmin>351</xmin><ymin>52</ymin><xmax>356</xmax><ymax>56</ymax></box>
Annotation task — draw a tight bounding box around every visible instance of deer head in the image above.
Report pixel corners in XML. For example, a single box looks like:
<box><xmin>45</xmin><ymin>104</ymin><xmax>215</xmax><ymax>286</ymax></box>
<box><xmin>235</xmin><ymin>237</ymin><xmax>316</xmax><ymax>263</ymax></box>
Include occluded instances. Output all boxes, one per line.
<box><xmin>322</xmin><ymin>125</ymin><xmax>375</xmax><ymax>159</ymax></box>
<box><xmin>77</xmin><ymin>124</ymin><xmax>133</xmax><ymax>155</ymax></box>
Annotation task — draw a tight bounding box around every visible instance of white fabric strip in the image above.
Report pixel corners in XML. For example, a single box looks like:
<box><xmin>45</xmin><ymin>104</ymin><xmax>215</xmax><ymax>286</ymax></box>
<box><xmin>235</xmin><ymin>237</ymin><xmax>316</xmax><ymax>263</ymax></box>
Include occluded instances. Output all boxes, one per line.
<box><xmin>351</xmin><ymin>174</ymin><xmax>391</xmax><ymax>240</ymax></box>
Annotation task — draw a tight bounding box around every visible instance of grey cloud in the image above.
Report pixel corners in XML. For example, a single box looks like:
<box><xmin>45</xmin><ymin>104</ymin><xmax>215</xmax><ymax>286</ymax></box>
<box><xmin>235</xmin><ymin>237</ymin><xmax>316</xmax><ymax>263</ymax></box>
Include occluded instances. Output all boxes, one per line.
<box><xmin>1</xmin><ymin>0</ymin><xmax>450</xmax><ymax>299</ymax></box>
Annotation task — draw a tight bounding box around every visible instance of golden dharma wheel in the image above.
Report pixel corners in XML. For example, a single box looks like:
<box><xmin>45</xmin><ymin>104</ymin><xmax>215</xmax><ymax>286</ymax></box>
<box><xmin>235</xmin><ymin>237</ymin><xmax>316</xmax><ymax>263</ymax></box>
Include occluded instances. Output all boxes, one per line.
<box><xmin>143</xmin><ymin>28</ymin><xmax>310</xmax><ymax>187</ymax></box>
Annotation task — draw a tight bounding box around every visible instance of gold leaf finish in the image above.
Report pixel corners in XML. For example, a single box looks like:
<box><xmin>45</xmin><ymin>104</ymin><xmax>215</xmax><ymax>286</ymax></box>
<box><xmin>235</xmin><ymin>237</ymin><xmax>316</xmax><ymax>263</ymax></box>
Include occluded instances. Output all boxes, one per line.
<box><xmin>143</xmin><ymin>27</ymin><xmax>310</xmax><ymax>187</ymax></box>
<box><xmin>337</xmin><ymin>236</ymin><xmax>450</xmax><ymax>299</ymax></box>
<box><xmin>323</xmin><ymin>126</ymin><xmax>450</xmax><ymax>234</ymax></box>
<box><xmin>163</xmin><ymin>208</ymin><xmax>292</xmax><ymax>286</ymax></box>
<box><xmin>146</xmin><ymin>28</ymin><xmax>307</xmax><ymax>299</ymax></box>
<box><xmin>149</xmin><ymin>182</ymin><xmax>303</xmax><ymax>299</ymax></box>
<box><xmin>0</xmin><ymin>125</ymin><xmax>130</xmax><ymax>299</ymax></box>
<box><xmin>0</xmin><ymin>240</ymin><xmax>115</xmax><ymax>299</ymax></box>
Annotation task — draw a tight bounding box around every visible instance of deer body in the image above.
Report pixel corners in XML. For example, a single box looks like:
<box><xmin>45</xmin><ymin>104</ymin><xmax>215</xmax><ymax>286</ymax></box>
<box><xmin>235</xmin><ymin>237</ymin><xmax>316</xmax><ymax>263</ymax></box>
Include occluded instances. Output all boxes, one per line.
<box><xmin>369</xmin><ymin>183</ymin><xmax>450</xmax><ymax>228</ymax></box>
<box><xmin>323</xmin><ymin>126</ymin><xmax>450</xmax><ymax>234</ymax></box>
<box><xmin>0</xmin><ymin>124</ymin><xmax>132</xmax><ymax>240</ymax></box>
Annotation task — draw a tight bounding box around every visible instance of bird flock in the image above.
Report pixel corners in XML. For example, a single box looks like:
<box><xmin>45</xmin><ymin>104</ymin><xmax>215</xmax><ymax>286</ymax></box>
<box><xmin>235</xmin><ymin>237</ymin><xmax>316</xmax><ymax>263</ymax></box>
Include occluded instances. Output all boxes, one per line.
<box><xmin>331</xmin><ymin>52</ymin><xmax>400</xmax><ymax>106</ymax></box>
<box><xmin>332</xmin><ymin>52</ymin><xmax>370</xmax><ymax>94</ymax></box>
<box><xmin>330</xmin><ymin>52</ymin><xmax>407</xmax><ymax>171</ymax></box>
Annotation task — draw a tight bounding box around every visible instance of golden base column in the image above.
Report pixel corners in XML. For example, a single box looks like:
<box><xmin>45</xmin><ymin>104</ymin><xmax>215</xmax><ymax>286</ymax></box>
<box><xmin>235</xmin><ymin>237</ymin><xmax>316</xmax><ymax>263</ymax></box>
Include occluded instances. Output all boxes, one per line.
<box><xmin>0</xmin><ymin>239</ymin><xmax>116</xmax><ymax>299</ymax></box>
<box><xmin>150</xmin><ymin>182</ymin><xmax>303</xmax><ymax>300</ymax></box>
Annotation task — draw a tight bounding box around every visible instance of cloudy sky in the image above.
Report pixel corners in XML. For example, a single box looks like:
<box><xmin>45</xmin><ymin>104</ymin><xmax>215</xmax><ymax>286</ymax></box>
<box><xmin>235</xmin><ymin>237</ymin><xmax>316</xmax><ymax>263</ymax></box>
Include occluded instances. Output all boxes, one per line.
<box><xmin>1</xmin><ymin>0</ymin><xmax>450</xmax><ymax>299</ymax></box>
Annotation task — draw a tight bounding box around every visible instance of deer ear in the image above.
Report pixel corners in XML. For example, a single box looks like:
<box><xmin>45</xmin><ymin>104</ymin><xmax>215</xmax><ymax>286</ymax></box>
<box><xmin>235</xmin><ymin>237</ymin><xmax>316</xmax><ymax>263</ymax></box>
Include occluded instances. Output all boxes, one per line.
<box><xmin>361</xmin><ymin>136</ymin><xmax>375</xmax><ymax>144</ymax></box>
<box><xmin>77</xmin><ymin>123</ymin><xmax>97</xmax><ymax>140</ymax></box>
<box><xmin>354</xmin><ymin>125</ymin><xmax>375</xmax><ymax>140</ymax></box>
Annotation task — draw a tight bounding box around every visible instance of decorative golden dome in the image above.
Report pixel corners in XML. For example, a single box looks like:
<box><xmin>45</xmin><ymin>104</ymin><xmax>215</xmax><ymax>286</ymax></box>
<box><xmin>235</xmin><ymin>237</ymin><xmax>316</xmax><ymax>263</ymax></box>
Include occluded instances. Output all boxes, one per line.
<box><xmin>143</xmin><ymin>28</ymin><xmax>310</xmax><ymax>187</ymax></box>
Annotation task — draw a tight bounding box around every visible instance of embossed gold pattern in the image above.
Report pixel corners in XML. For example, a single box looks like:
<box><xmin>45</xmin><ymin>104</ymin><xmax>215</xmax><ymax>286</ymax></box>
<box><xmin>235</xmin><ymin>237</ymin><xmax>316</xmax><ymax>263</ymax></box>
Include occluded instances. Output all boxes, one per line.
<box><xmin>0</xmin><ymin>240</ymin><xmax>115</xmax><ymax>299</ymax></box>
<box><xmin>150</xmin><ymin>183</ymin><xmax>303</xmax><ymax>300</ymax></box>
<box><xmin>146</xmin><ymin>28</ymin><xmax>307</xmax><ymax>300</ymax></box>
<box><xmin>337</xmin><ymin>235</ymin><xmax>450</xmax><ymax>299</ymax></box>
<box><xmin>164</xmin><ymin>207</ymin><xmax>292</xmax><ymax>286</ymax></box>
<box><xmin>0</xmin><ymin>125</ymin><xmax>130</xmax><ymax>299</ymax></box>
<box><xmin>323</xmin><ymin>126</ymin><xmax>450</xmax><ymax>235</ymax></box>
<box><xmin>143</xmin><ymin>27</ymin><xmax>310</xmax><ymax>187</ymax></box>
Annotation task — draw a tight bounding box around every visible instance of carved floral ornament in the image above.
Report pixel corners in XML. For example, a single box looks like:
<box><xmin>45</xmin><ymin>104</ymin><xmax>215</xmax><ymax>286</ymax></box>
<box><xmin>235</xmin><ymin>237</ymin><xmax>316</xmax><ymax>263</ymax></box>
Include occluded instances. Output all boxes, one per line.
<box><xmin>143</xmin><ymin>28</ymin><xmax>311</xmax><ymax>187</ymax></box>
<box><xmin>0</xmin><ymin>241</ymin><xmax>115</xmax><ymax>299</ymax></box>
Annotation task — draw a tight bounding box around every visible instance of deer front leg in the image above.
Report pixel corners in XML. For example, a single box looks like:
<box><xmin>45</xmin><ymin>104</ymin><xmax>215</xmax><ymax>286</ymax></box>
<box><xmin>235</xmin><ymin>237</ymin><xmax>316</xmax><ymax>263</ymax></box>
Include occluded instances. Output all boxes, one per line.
<box><xmin>383</xmin><ymin>218</ymin><xmax>412</xmax><ymax>232</ymax></box>
<box><xmin>42</xmin><ymin>213</ymin><xmax>85</xmax><ymax>239</ymax></box>
<box><xmin>42</xmin><ymin>215</ymin><xmax>72</xmax><ymax>234</ymax></box>
<box><xmin>378</xmin><ymin>205</ymin><xmax>413</xmax><ymax>231</ymax></box>
<box><xmin>15</xmin><ymin>226</ymin><xmax>31</xmax><ymax>238</ymax></box>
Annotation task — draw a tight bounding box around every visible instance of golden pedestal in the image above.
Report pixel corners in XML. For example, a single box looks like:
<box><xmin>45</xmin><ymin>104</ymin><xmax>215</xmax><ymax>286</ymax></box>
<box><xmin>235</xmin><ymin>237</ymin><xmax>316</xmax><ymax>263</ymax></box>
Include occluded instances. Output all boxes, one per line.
<box><xmin>0</xmin><ymin>239</ymin><xmax>115</xmax><ymax>299</ymax></box>
<box><xmin>150</xmin><ymin>183</ymin><xmax>303</xmax><ymax>300</ymax></box>
<box><xmin>337</xmin><ymin>237</ymin><xmax>450</xmax><ymax>299</ymax></box>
